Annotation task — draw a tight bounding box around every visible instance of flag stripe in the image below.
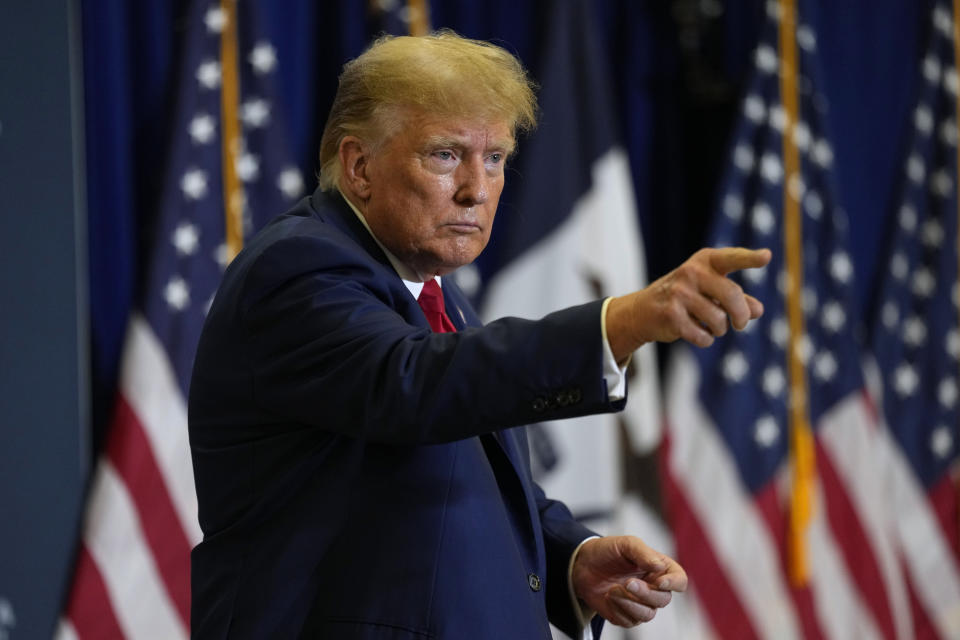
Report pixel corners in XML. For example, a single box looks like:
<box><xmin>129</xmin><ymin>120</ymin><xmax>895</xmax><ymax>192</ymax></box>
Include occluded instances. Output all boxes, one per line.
<box><xmin>63</xmin><ymin>545</ymin><xmax>125</xmax><ymax>640</ymax></box>
<box><xmin>815</xmin><ymin>439</ymin><xmax>896</xmax><ymax>640</ymax></box>
<box><xmin>818</xmin><ymin>392</ymin><xmax>914</xmax><ymax>640</ymax></box>
<box><xmin>84</xmin><ymin>462</ymin><xmax>187</xmax><ymax>638</ymax></box>
<box><xmin>660</xmin><ymin>434</ymin><xmax>761</xmax><ymax>640</ymax></box>
<box><xmin>666</xmin><ymin>351</ymin><xmax>802</xmax><ymax>639</ymax></box>
<box><xmin>120</xmin><ymin>315</ymin><xmax>202</xmax><ymax>546</ymax></box>
<box><xmin>107</xmin><ymin>394</ymin><xmax>193</xmax><ymax>625</ymax></box>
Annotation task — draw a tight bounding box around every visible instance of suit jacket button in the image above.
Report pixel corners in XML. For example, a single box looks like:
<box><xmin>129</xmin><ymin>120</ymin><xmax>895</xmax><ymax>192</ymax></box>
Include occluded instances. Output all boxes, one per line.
<box><xmin>532</xmin><ymin>397</ymin><xmax>546</xmax><ymax>412</ymax></box>
<box><xmin>527</xmin><ymin>573</ymin><xmax>542</xmax><ymax>592</ymax></box>
<box><xmin>570</xmin><ymin>388</ymin><xmax>582</xmax><ymax>403</ymax></box>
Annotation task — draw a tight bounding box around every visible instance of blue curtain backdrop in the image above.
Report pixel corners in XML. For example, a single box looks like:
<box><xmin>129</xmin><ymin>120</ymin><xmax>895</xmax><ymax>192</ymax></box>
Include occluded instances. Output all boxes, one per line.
<box><xmin>81</xmin><ymin>0</ymin><xmax>926</xmax><ymax>445</ymax></box>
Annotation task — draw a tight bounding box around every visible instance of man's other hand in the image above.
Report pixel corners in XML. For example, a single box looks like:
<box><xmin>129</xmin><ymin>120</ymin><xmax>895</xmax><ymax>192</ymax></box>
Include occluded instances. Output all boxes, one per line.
<box><xmin>572</xmin><ymin>536</ymin><xmax>687</xmax><ymax>627</ymax></box>
<box><xmin>606</xmin><ymin>247</ymin><xmax>772</xmax><ymax>361</ymax></box>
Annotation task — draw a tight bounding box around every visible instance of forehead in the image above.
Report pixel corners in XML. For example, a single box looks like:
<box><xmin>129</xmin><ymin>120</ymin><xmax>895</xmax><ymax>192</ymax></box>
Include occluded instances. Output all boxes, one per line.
<box><xmin>390</xmin><ymin>108</ymin><xmax>515</xmax><ymax>151</ymax></box>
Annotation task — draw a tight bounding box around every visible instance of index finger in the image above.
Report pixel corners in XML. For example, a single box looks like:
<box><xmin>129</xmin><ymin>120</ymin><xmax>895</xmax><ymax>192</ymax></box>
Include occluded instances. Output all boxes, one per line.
<box><xmin>708</xmin><ymin>247</ymin><xmax>772</xmax><ymax>275</ymax></box>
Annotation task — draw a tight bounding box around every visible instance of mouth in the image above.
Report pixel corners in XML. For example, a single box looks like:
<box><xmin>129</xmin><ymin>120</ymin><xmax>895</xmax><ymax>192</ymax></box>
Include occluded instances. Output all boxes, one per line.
<box><xmin>443</xmin><ymin>222</ymin><xmax>482</xmax><ymax>234</ymax></box>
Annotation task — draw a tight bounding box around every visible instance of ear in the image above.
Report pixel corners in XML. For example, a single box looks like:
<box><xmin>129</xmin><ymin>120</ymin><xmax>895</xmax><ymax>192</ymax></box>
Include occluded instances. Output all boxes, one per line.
<box><xmin>338</xmin><ymin>136</ymin><xmax>372</xmax><ymax>201</ymax></box>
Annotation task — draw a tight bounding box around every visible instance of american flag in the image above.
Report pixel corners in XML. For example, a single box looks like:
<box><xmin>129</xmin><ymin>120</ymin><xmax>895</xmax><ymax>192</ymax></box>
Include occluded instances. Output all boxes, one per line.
<box><xmin>867</xmin><ymin>2</ymin><xmax>960</xmax><ymax>638</ymax></box>
<box><xmin>662</xmin><ymin>1</ymin><xmax>960</xmax><ymax>638</ymax></box>
<box><xmin>58</xmin><ymin>2</ymin><xmax>303</xmax><ymax>637</ymax></box>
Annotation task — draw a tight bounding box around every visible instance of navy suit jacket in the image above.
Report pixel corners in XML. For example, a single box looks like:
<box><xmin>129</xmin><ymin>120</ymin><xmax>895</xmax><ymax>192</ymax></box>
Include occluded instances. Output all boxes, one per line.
<box><xmin>189</xmin><ymin>189</ymin><xmax>625</xmax><ymax>638</ymax></box>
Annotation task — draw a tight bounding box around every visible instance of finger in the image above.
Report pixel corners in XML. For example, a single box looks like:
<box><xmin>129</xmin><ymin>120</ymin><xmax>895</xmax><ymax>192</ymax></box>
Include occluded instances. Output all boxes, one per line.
<box><xmin>686</xmin><ymin>290</ymin><xmax>735</xmax><ymax>336</ymax></box>
<box><xmin>652</xmin><ymin>561</ymin><xmax>689</xmax><ymax>593</ymax></box>
<box><xmin>746</xmin><ymin>293</ymin><xmax>764</xmax><ymax>320</ymax></box>
<box><xmin>605</xmin><ymin>591</ymin><xmax>657</xmax><ymax>627</ymax></box>
<box><xmin>708</xmin><ymin>247</ymin><xmax>772</xmax><ymax>275</ymax></box>
<box><xmin>624</xmin><ymin>579</ymin><xmax>673</xmax><ymax>608</ymax></box>
<box><xmin>698</xmin><ymin>277</ymin><xmax>751</xmax><ymax>331</ymax></box>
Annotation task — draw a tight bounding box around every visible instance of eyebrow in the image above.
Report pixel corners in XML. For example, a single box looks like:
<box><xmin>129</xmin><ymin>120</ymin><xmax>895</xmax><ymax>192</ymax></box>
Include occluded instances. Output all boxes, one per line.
<box><xmin>422</xmin><ymin>135</ymin><xmax>516</xmax><ymax>155</ymax></box>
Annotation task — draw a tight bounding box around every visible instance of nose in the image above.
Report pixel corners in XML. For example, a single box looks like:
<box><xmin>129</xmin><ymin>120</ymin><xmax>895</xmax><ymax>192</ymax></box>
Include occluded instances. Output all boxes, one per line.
<box><xmin>453</xmin><ymin>158</ymin><xmax>489</xmax><ymax>206</ymax></box>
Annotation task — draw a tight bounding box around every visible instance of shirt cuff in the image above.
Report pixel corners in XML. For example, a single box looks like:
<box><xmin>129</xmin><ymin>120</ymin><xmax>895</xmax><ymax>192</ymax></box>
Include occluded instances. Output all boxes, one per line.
<box><xmin>600</xmin><ymin>297</ymin><xmax>630</xmax><ymax>401</ymax></box>
<box><xmin>568</xmin><ymin>536</ymin><xmax>600</xmax><ymax>639</ymax></box>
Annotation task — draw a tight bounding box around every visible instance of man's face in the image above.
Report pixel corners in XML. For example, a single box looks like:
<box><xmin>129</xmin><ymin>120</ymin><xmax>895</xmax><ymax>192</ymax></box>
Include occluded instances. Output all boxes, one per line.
<box><xmin>358</xmin><ymin>110</ymin><xmax>514</xmax><ymax>277</ymax></box>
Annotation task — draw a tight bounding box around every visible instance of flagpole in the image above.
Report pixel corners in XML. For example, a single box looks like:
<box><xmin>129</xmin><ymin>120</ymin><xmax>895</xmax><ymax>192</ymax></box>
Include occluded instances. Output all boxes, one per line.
<box><xmin>220</xmin><ymin>0</ymin><xmax>243</xmax><ymax>261</ymax></box>
<box><xmin>778</xmin><ymin>0</ymin><xmax>815</xmax><ymax>587</ymax></box>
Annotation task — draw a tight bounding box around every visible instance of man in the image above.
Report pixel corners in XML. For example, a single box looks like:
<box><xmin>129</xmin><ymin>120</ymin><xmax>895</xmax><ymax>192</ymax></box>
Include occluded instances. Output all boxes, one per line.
<box><xmin>189</xmin><ymin>31</ymin><xmax>769</xmax><ymax>638</ymax></box>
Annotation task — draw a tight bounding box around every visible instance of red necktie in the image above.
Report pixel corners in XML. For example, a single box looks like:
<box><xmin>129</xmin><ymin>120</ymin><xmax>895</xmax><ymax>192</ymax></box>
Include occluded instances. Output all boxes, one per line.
<box><xmin>417</xmin><ymin>279</ymin><xmax>457</xmax><ymax>333</ymax></box>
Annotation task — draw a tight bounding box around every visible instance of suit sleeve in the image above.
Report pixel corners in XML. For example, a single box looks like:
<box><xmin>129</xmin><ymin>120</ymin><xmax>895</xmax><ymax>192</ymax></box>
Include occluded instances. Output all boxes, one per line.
<box><xmin>216</xmin><ymin>232</ymin><xmax>626</xmax><ymax>445</ymax></box>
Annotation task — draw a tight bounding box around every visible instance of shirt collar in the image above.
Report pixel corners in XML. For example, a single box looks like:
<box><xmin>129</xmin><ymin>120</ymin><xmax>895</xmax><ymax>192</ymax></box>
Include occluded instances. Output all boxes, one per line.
<box><xmin>337</xmin><ymin>188</ymin><xmax>438</xmax><ymax>300</ymax></box>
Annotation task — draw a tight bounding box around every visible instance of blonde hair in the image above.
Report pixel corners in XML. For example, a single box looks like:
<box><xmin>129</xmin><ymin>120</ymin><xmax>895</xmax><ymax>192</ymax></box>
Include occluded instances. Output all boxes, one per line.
<box><xmin>317</xmin><ymin>30</ymin><xmax>538</xmax><ymax>191</ymax></box>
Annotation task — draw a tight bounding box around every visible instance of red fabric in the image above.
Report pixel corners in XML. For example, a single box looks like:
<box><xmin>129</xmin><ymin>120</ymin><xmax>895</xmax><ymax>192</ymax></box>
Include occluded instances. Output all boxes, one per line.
<box><xmin>417</xmin><ymin>279</ymin><xmax>457</xmax><ymax>333</ymax></box>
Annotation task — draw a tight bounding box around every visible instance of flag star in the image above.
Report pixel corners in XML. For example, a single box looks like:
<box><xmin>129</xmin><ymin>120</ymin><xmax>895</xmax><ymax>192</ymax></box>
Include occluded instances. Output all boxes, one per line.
<box><xmin>180</xmin><ymin>168</ymin><xmax>208</xmax><ymax>200</ymax></box>
<box><xmin>954</xmin><ymin>282</ymin><xmax>960</xmax><ymax>308</ymax></box>
<box><xmin>899</xmin><ymin>204</ymin><xmax>917</xmax><ymax>232</ymax></box>
<box><xmin>934</xmin><ymin>6</ymin><xmax>953</xmax><ymax>37</ymax></box>
<box><xmin>907</xmin><ymin>153</ymin><xmax>925</xmax><ymax>184</ymax></box>
<box><xmin>792</xmin><ymin>121</ymin><xmax>812</xmax><ymax>151</ymax></box>
<box><xmin>754</xmin><ymin>415</ymin><xmax>780</xmax><ymax>448</ymax></box>
<box><xmin>249</xmin><ymin>41</ymin><xmax>277</xmax><ymax>75</ymax></box>
<box><xmin>762</xmin><ymin>365</ymin><xmax>786</xmax><ymax>397</ymax></box>
<box><xmin>723</xmin><ymin>193</ymin><xmax>744</xmax><ymax>221</ymax></box>
<box><xmin>769</xmin><ymin>105</ymin><xmax>787</xmax><ymax>132</ymax></box>
<box><xmin>722</xmin><ymin>350</ymin><xmax>749</xmax><ymax>383</ymax></box>
<box><xmin>890</xmin><ymin>251</ymin><xmax>909</xmax><ymax>281</ymax></box>
<box><xmin>744</xmin><ymin>95</ymin><xmax>766</xmax><ymax>123</ymax></box>
<box><xmin>921</xmin><ymin>219</ymin><xmax>944</xmax><ymax>247</ymax></box>
<box><xmin>277</xmin><ymin>167</ymin><xmax>305</xmax><ymax>199</ymax></box>
<box><xmin>948</xmin><ymin>329</ymin><xmax>960</xmax><ymax>359</ymax></box>
<box><xmin>788</xmin><ymin>173</ymin><xmax>805</xmax><ymax>201</ymax></box>
<box><xmin>796</xmin><ymin>24</ymin><xmax>816</xmax><ymax>51</ymax></box>
<box><xmin>813</xmin><ymin>351</ymin><xmax>838</xmax><ymax>382</ymax></box>
<box><xmin>945</xmin><ymin>67</ymin><xmax>959</xmax><ymax>96</ymax></box>
<box><xmin>902</xmin><ymin>315</ymin><xmax>927</xmax><ymax>347</ymax></box>
<box><xmin>802</xmin><ymin>286</ymin><xmax>818</xmax><ymax>316</ymax></box>
<box><xmin>760</xmin><ymin>153</ymin><xmax>783</xmax><ymax>183</ymax></box>
<box><xmin>795</xmin><ymin>334</ymin><xmax>814</xmax><ymax>365</ymax></box>
<box><xmin>375</xmin><ymin>0</ymin><xmax>399</xmax><ymax>9</ymax></box>
<box><xmin>923</xmin><ymin>54</ymin><xmax>942</xmax><ymax>84</ymax></box>
<box><xmin>941</xmin><ymin>119</ymin><xmax>958</xmax><ymax>146</ymax></box>
<box><xmin>752</xmin><ymin>202</ymin><xmax>776</xmax><ymax>234</ymax></box>
<box><xmin>829</xmin><ymin>251</ymin><xmax>853</xmax><ymax>284</ymax></box>
<box><xmin>189</xmin><ymin>113</ymin><xmax>216</xmax><ymax>144</ymax></box>
<box><xmin>733</xmin><ymin>144</ymin><xmax>755</xmax><ymax>172</ymax></box>
<box><xmin>881</xmin><ymin>301</ymin><xmax>899</xmax><ymax>330</ymax></box>
<box><xmin>453</xmin><ymin>263</ymin><xmax>482</xmax><ymax>298</ymax></box>
<box><xmin>743</xmin><ymin>263</ymin><xmax>767</xmax><ymax>284</ymax></box>
<box><xmin>755</xmin><ymin>45</ymin><xmax>779</xmax><ymax>74</ymax></box>
<box><xmin>164</xmin><ymin>276</ymin><xmax>190</xmax><ymax>311</ymax></box>
<box><xmin>930</xmin><ymin>426</ymin><xmax>954</xmax><ymax>459</ymax></box>
<box><xmin>931</xmin><ymin>168</ymin><xmax>953</xmax><ymax>197</ymax></box>
<box><xmin>214</xmin><ymin>243</ymin><xmax>231</xmax><ymax>270</ymax></box>
<box><xmin>893</xmin><ymin>363</ymin><xmax>919</xmax><ymax>397</ymax></box>
<box><xmin>914</xmin><ymin>105</ymin><xmax>934</xmax><ymax>134</ymax></box>
<box><xmin>821</xmin><ymin>301</ymin><xmax>846</xmax><ymax>333</ymax></box>
<box><xmin>777</xmin><ymin>269</ymin><xmax>791</xmax><ymax>296</ymax></box>
<box><xmin>236</xmin><ymin>152</ymin><xmax>260</xmax><ymax>182</ymax></box>
<box><xmin>172</xmin><ymin>222</ymin><xmax>200</xmax><ymax>256</ymax></box>
<box><xmin>765</xmin><ymin>0</ymin><xmax>782</xmax><ymax>21</ymax></box>
<box><xmin>939</xmin><ymin>378</ymin><xmax>958</xmax><ymax>409</ymax></box>
<box><xmin>812</xmin><ymin>139</ymin><xmax>833</xmax><ymax>168</ymax></box>
<box><xmin>804</xmin><ymin>191</ymin><xmax>823</xmax><ymax>219</ymax></box>
<box><xmin>770</xmin><ymin>316</ymin><xmax>789</xmax><ymax>348</ymax></box>
<box><xmin>911</xmin><ymin>267</ymin><xmax>936</xmax><ymax>298</ymax></box>
<box><xmin>204</xmin><ymin>6</ymin><xmax>227</xmax><ymax>33</ymax></box>
<box><xmin>196</xmin><ymin>60</ymin><xmax>222</xmax><ymax>89</ymax></box>
<box><xmin>241</xmin><ymin>98</ymin><xmax>271</xmax><ymax>128</ymax></box>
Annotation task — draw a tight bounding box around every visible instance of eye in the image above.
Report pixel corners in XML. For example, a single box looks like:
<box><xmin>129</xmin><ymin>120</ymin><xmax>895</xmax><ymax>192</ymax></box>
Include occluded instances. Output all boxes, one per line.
<box><xmin>433</xmin><ymin>150</ymin><xmax>455</xmax><ymax>161</ymax></box>
<box><xmin>488</xmin><ymin>153</ymin><xmax>503</xmax><ymax>164</ymax></box>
